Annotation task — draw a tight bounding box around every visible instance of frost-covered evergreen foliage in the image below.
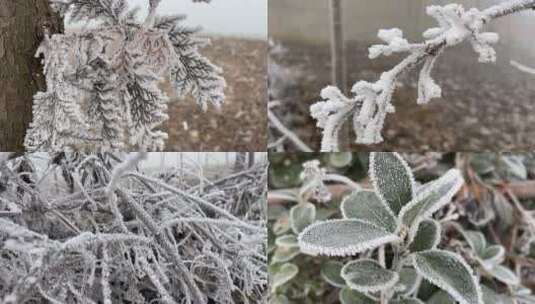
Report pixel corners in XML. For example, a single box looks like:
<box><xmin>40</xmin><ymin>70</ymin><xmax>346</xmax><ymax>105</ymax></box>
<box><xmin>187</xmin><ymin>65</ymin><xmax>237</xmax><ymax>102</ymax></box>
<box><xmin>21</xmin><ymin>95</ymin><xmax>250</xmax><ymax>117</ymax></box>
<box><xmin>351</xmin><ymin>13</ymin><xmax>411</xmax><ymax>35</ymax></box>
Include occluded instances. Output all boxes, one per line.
<box><xmin>0</xmin><ymin>153</ymin><xmax>266</xmax><ymax>303</ymax></box>
<box><xmin>310</xmin><ymin>0</ymin><xmax>535</xmax><ymax>151</ymax></box>
<box><xmin>268</xmin><ymin>152</ymin><xmax>535</xmax><ymax>304</ymax></box>
<box><xmin>25</xmin><ymin>0</ymin><xmax>225</xmax><ymax>151</ymax></box>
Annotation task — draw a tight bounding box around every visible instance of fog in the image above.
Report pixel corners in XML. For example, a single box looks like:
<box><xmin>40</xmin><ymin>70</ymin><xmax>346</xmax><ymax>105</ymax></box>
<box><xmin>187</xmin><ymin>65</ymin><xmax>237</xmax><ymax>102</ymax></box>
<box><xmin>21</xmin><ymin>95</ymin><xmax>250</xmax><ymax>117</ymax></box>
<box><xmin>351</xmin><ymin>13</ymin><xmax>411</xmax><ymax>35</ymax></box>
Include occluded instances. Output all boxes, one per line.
<box><xmin>66</xmin><ymin>0</ymin><xmax>267</xmax><ymax>39</ymax></box>
<box><xmin>270</xmin><ymin>0</ymin><xmax>535</xmax><ymax>64</ymax></box>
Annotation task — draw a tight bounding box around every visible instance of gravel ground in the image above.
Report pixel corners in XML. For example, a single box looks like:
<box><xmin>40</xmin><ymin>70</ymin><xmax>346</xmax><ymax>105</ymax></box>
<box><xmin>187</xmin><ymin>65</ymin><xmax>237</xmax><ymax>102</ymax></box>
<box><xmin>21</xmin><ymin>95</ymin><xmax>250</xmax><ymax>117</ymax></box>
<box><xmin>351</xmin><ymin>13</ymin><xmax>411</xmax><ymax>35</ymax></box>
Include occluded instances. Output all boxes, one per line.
<box><xmin>165</xmin><ymin>37</ymin><xmax>267</xmax><ymax>152</ymax></box>
<box><xmin>270</xmin><ymin>40</ymin><xmax>535</xmax><ymax>151</ymax></box>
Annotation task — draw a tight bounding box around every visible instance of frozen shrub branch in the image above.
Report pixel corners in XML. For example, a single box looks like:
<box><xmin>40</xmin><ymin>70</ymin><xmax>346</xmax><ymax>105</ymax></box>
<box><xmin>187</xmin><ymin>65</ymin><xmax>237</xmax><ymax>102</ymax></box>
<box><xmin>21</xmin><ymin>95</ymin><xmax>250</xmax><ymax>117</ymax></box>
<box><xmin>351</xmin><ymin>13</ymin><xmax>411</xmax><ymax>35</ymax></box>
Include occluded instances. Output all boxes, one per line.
<box><xmin>0</xmin><ymin>153</ymin><xmax>267</xmax><ymax>303</ymax></box>
<box><xmin>311</xmin><ymin>0</ymin><xmax>535</xmax><ymax>151</ymax></box>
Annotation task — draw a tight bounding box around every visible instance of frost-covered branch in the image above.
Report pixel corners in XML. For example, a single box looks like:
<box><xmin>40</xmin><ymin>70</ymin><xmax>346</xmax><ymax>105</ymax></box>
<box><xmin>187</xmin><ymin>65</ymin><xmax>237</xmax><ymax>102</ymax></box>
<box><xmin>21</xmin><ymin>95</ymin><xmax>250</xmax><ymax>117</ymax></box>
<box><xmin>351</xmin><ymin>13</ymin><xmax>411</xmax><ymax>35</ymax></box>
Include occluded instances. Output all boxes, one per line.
<box><xmin>511</xmin><ymin>60</ymin><xmax>535</xmax><ymax>74</ymax></box>
<box><xmin>0</xmin><ymin>153</ymin><xmax>267</xmax><ymax>303</ymax></box>
<box><xmin>311</xmin><ymin>0</ymin><xmax>535</xmax><ymax>151</ymax></box>
<box><xmin>26</xmin><ymin>0</ymin><xmax>225</xmax><ymax>151</ymax></box>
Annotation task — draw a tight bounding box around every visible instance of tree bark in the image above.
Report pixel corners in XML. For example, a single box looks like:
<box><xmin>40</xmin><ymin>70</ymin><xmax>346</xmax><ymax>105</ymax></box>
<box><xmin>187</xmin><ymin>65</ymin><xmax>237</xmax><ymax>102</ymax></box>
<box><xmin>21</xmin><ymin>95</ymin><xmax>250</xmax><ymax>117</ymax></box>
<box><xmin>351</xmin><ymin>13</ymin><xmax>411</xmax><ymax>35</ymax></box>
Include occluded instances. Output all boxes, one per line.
<box><xmin>329</xmin><ymin>0</ymin><xmax>350</xmax><ymax>150</ymax></box>
<box><xmin>0</xmin><ymin>0</ymin><xmax>62</xmax><ymax>151</ymax></box>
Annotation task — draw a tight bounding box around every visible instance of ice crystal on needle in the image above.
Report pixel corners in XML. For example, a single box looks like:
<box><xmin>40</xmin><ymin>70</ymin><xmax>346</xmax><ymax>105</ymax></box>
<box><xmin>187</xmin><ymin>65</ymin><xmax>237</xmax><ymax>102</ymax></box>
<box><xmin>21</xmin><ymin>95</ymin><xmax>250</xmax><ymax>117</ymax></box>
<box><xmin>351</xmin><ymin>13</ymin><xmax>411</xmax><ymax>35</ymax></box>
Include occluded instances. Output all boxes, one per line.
<box><xmin>25</xmin><ymin>0</ymin><xmax>225</xmax><ymax>151</ymax></box>
<box><xmin>310</xmin><ymin>0</ymin><xmax>535</xmax><ymax>151</ymax></box>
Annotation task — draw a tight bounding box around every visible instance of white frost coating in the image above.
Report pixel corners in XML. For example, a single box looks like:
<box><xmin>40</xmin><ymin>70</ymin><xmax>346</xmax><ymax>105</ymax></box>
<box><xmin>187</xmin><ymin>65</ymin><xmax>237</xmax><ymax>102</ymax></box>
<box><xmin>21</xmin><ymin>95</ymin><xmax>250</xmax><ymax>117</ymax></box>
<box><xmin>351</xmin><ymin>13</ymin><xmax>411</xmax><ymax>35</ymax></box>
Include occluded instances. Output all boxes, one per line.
<box><xmin>340</xmin><ymin>190</ymin><xmax>399</xmax><ymax>234</ymax></box>
<box><xmin>341</xmin><ymin>259</ymin><xmax>400</xmax><ymax>293</ymax></box>
<box><xmin>310</xmin><ymin>86</ymin><xmax>356</xmax><ymax>151</ymax></box>
<box><xmin>297</xmin><ymin>219</ymin><xmax>400</xmax><ymax>257</ymax></box>
<box><xmin>26</xmin><ymin>0</ymin><xmax>225</xmax><ymax>151</ymax></box>
<box><xmin>310</xmin><ymin>0</ymin><xmax>535</xmax><ymax>151</ymax></box>
<box><xmin>412</xmin><ymin>250</ymin><xmax>483</xmax><ymax>304</ymax></box>
<box><xmin>398</xmin><ymin>168</ymin><xmax>464</xmax><ymax>242</ymax></box>
<box><xmin>369</xmin><ymin>28</ymin><xmax>412</xmax><ymax>59</ymax></box>
<box><xmin>106</xmin><ymin>152</ymin><xmax>148</xmax><ymax>195</ymax></box>
<box><xmin>369</xmin><ymin>152</ymin><xmax>416</xmax><ymax>215</ymax></box>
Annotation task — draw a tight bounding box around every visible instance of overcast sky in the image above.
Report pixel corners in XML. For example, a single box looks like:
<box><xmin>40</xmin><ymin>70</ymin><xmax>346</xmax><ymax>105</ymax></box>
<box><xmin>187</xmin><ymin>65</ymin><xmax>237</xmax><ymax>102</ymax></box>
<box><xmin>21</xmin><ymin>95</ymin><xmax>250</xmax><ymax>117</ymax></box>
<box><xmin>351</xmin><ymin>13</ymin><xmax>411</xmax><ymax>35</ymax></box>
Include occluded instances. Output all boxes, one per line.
<box><xmin>69</xmin><ymin>0</ymin><xmax>267</xmax><ymax>39</ymax></box>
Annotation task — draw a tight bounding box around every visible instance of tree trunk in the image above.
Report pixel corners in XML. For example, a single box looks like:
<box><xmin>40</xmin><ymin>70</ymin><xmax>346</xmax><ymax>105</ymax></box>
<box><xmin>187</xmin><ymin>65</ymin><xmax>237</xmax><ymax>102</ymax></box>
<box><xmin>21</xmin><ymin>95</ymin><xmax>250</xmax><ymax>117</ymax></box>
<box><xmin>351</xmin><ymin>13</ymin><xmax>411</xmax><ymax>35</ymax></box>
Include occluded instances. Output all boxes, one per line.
<box><xmin>0</xmin><ymin>0</ymin><xmax>62</xmax><ymax>151</ymax></box>
<box><xmin>248</xmin><ymin>152</ymin><xmax>255</xmax><ymax>168</ymax></box>
<box><xmin>330</xmin><ymin>0</ymin><xmax>350</xmax><ymax>151</ymax></box>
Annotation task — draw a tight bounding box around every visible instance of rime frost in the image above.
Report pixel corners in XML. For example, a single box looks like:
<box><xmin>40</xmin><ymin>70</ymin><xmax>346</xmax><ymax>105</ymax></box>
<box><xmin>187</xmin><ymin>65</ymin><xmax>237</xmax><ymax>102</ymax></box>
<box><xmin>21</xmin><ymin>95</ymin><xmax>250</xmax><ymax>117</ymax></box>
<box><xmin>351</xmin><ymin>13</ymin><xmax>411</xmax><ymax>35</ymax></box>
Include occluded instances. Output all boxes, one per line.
<box><xmin>310</xmin><ymin>0</ymin><xmax>535</xmax><ymax>151</ymax></box>
<box><xmin>0</xmin><ymin>153</ymin><xmax>267</xmax><ymax>304</ymax></box>
<box><xmin>25</xmin><ymin>0</ymin><xmax>225</xmax><ymax>151</ymax></box>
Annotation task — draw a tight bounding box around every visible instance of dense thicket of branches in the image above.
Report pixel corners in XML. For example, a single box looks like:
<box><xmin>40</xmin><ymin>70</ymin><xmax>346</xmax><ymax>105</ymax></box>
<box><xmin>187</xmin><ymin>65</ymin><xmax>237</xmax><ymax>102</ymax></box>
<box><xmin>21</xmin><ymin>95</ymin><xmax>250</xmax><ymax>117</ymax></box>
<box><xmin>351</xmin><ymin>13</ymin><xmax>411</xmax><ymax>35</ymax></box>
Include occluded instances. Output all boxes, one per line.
<box><xmin>0</xmin><ymin>153</ymin><xmax>267</xmax><ymax>304</ymax></box>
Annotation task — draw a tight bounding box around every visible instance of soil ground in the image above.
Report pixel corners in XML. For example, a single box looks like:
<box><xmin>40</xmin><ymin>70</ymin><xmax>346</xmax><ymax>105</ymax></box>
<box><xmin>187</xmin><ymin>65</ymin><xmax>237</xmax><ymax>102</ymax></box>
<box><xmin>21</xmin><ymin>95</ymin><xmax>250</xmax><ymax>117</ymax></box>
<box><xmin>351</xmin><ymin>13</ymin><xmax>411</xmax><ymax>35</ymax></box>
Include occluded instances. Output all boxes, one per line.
<box><xmin>270</xmin><ymin>40</ymin><xmax>535</xmax><ymax>151</ymax></box>
<box><xmin>165</xmin><ymin>37</ymin><xmax>267</xmax><ymax>152</ymax></box>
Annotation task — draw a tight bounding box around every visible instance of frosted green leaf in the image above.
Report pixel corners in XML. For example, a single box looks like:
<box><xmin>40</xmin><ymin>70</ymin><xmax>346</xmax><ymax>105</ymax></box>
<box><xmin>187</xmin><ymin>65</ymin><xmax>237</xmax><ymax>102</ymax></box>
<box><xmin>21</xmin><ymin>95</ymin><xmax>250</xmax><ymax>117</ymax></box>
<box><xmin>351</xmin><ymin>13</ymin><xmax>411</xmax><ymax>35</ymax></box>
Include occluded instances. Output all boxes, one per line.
<box><xmin>290</xmin><ymin>202</ymin><xmax>316</xmax><ymax>234</ymax></box>
<box><xmin>412</xmin><ymin>250</ymin><xmax>483</xmax><ymax>304</ymax></box>
<box><xmin>329</xmin><ymin>152</ymin><xmax>353</xmax><ymax>167</ymax></box>
<box><xmin>339</xmin><ymin>287</ymin><xmax>375</xmax><ymax>304</ymax></box>
<box><xmin>298</xmin><ymin>219</ymin><xmax>400</xmax><ymax>256</ymax></box>
<box><xmin>370</xmin><ymin>152</ymin><xmax>415</xmax><ymax>215</ymax></box>
<box><xmin>341</xmin><ymin>259</ymin><xmax>399</xmax><ymax>293</ymax></box>
<box><xmin>409</xmin><ymin>219</ymin><xmax>441</xmax><ymax>252</ymax></box>
<box><xmin>271</xmin><ymin>246</ymin><xmax>300</xmax><ymax>264</ymax></box>
<box><xmin>321</xmin><ymin>261</ymin><xmax>346</xmax><ymax>288</ymax></box>
<box><xmin>487</xmin><ymin>265</ymin><xmax>520</xmax><ymax>286</ymax></box>
<box><xmin>399</xmin><ymin>169</ymin><xmax>463</xmax><ymax>239</ymax></box>
<box><xmin>391</xmin><ymin>299</ymin><xmax>424</xmax><ymax>304</ymax></box>
<box><xmin>275</xmin><ymin>235</ymin><xmax>298</xmax><ymax>248</ymax></box>
<box><xmin>428</xmin><ymin>290</ymin><xmax>456</xmax><ymax>304</ymax></box>
<box><xmin>479</xmin><ymin>245</ymin><xmax>505</xmax><ymax>270</ymax></box>
<box><xmin>396</xmin><ymin>267</ymin><xmax>419</xmax><ymax>296</ymax></box>
<box><xmin>460</xmin><ymin>230</ymin><xmax>487</xmax><ymax>256</ymax></box>
<box><xmin>340</xmin><ymin>190</ymin><xmax>398</xmax><ymax>233</ymax></box>
<box><xmin>271</xmin><ymin>263</ymin><xmax>298</xmax><ymax>292</ymax></box>
<box><xmin>273</xmin><ymin>215</ymin><xmax>290</xmax><ymax>235</ymax></box>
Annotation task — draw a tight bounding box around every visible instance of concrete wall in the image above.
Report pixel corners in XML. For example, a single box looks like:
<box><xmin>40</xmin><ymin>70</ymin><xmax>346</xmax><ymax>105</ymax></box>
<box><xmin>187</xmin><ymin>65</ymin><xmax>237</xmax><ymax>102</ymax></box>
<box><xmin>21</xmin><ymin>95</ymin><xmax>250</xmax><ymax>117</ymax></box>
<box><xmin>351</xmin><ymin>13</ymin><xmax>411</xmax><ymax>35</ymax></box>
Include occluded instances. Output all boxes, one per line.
<box><xmin>269</xmin><ymin>0</ymin><xmax>535</xmax><ymax>64</ymax></box>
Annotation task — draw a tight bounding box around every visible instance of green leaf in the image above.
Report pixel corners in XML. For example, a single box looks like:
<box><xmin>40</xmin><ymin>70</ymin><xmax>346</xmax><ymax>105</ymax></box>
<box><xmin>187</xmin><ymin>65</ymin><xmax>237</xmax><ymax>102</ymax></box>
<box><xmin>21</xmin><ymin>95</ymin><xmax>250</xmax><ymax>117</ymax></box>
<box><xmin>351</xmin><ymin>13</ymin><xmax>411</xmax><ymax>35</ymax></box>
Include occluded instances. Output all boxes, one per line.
<box><xmin>412</xmin><ymin>250</ymin><xmax>482</xmax><ymax>304</ymax></box>
<box><xmin>460</xmin><ymin>230</ymin><xmax>487</xmax><ymax>256</ymax></box>
<box><xmin>298</xmin><ymin>219</ymin><xmax>400</xmax><ymax>256</ymax></box>
<box><xmin>340</xmin><ymin>190</ymin><xmax>398</xmax><ymax>233</ymax></box>
<box><xmin>409</xmin><ymin>219</ymin><xmax>441</xmax><ymax>252</ymax></box>
<box><xmin>271</xmin><ymin>263</ymin><xmax>298</xmax><ymax>292</ymax></box>
<box><xmin>399</xmin><ymin>169</ymin><xmax>463</xmax><ymax>240</ymax></box>
<box><xmin>341</xmin><ymin>259</ymin><xmax>399</xmax><ymax>293</ymax></box>
<box><xmin>321</xmin><ymin>261</ymin><xmax>346</xmax><ymax>288</ymax></box>
<box><xmin>428</xmin><ymin>290</ymin><xmax>456</xmax><ymax>304</ymax></box>
<box><xmin>271</xmin><ymin>246</ymin><xmax>300</xmax><ymax>264</ymax></box>
<box><xmin>396</xmin><ymin>267</ymin><xmax>419</xmax><ymax>296</ymax></box>
<box><xmin>479</xmin><ymin>245</ymin><xmax>505</xmax><ymax>270</ymax></box>
<box><xmin>328</xmin><ymin>152</ymin><xmax>353</xmax><ymax>167</ymax></box>
<box><xmin>486</xmin><ymin>265</ymin><xmax>520</xmax><ymax>286</ymax></box>
<box><xmin>370</xmin><ymin>152</ymin><xmax>414</xmax><ymax>215</ymax></box>
<box><xmin>290</xmin><ymin>202</ymin><xmax>316</xmax><ymax>234</ymax></box>
<box><xmin>275</xmin><ymin>235</ymin><xmax>298</xmax><ymax>248</ymax></box>
<box><xmin>273</xmin><ymin>215</ymin><xmax>290</xmax><ymax>235</ymax></box>
<box><xmin>339</xmin><ymin>287</ymin><xmax>375</xmax><ymax>304</ymax></box>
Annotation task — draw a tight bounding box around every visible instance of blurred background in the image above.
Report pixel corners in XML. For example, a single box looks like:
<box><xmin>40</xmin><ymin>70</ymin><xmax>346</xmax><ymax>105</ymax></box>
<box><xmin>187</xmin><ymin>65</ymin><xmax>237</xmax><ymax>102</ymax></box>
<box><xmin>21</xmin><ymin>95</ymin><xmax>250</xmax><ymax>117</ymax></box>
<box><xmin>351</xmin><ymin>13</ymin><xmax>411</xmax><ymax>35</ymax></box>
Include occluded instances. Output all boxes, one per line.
<box><xmin>269</xmin><ymin>0</ymin><xmax>535</xmax><ymax>151</ymax></box>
